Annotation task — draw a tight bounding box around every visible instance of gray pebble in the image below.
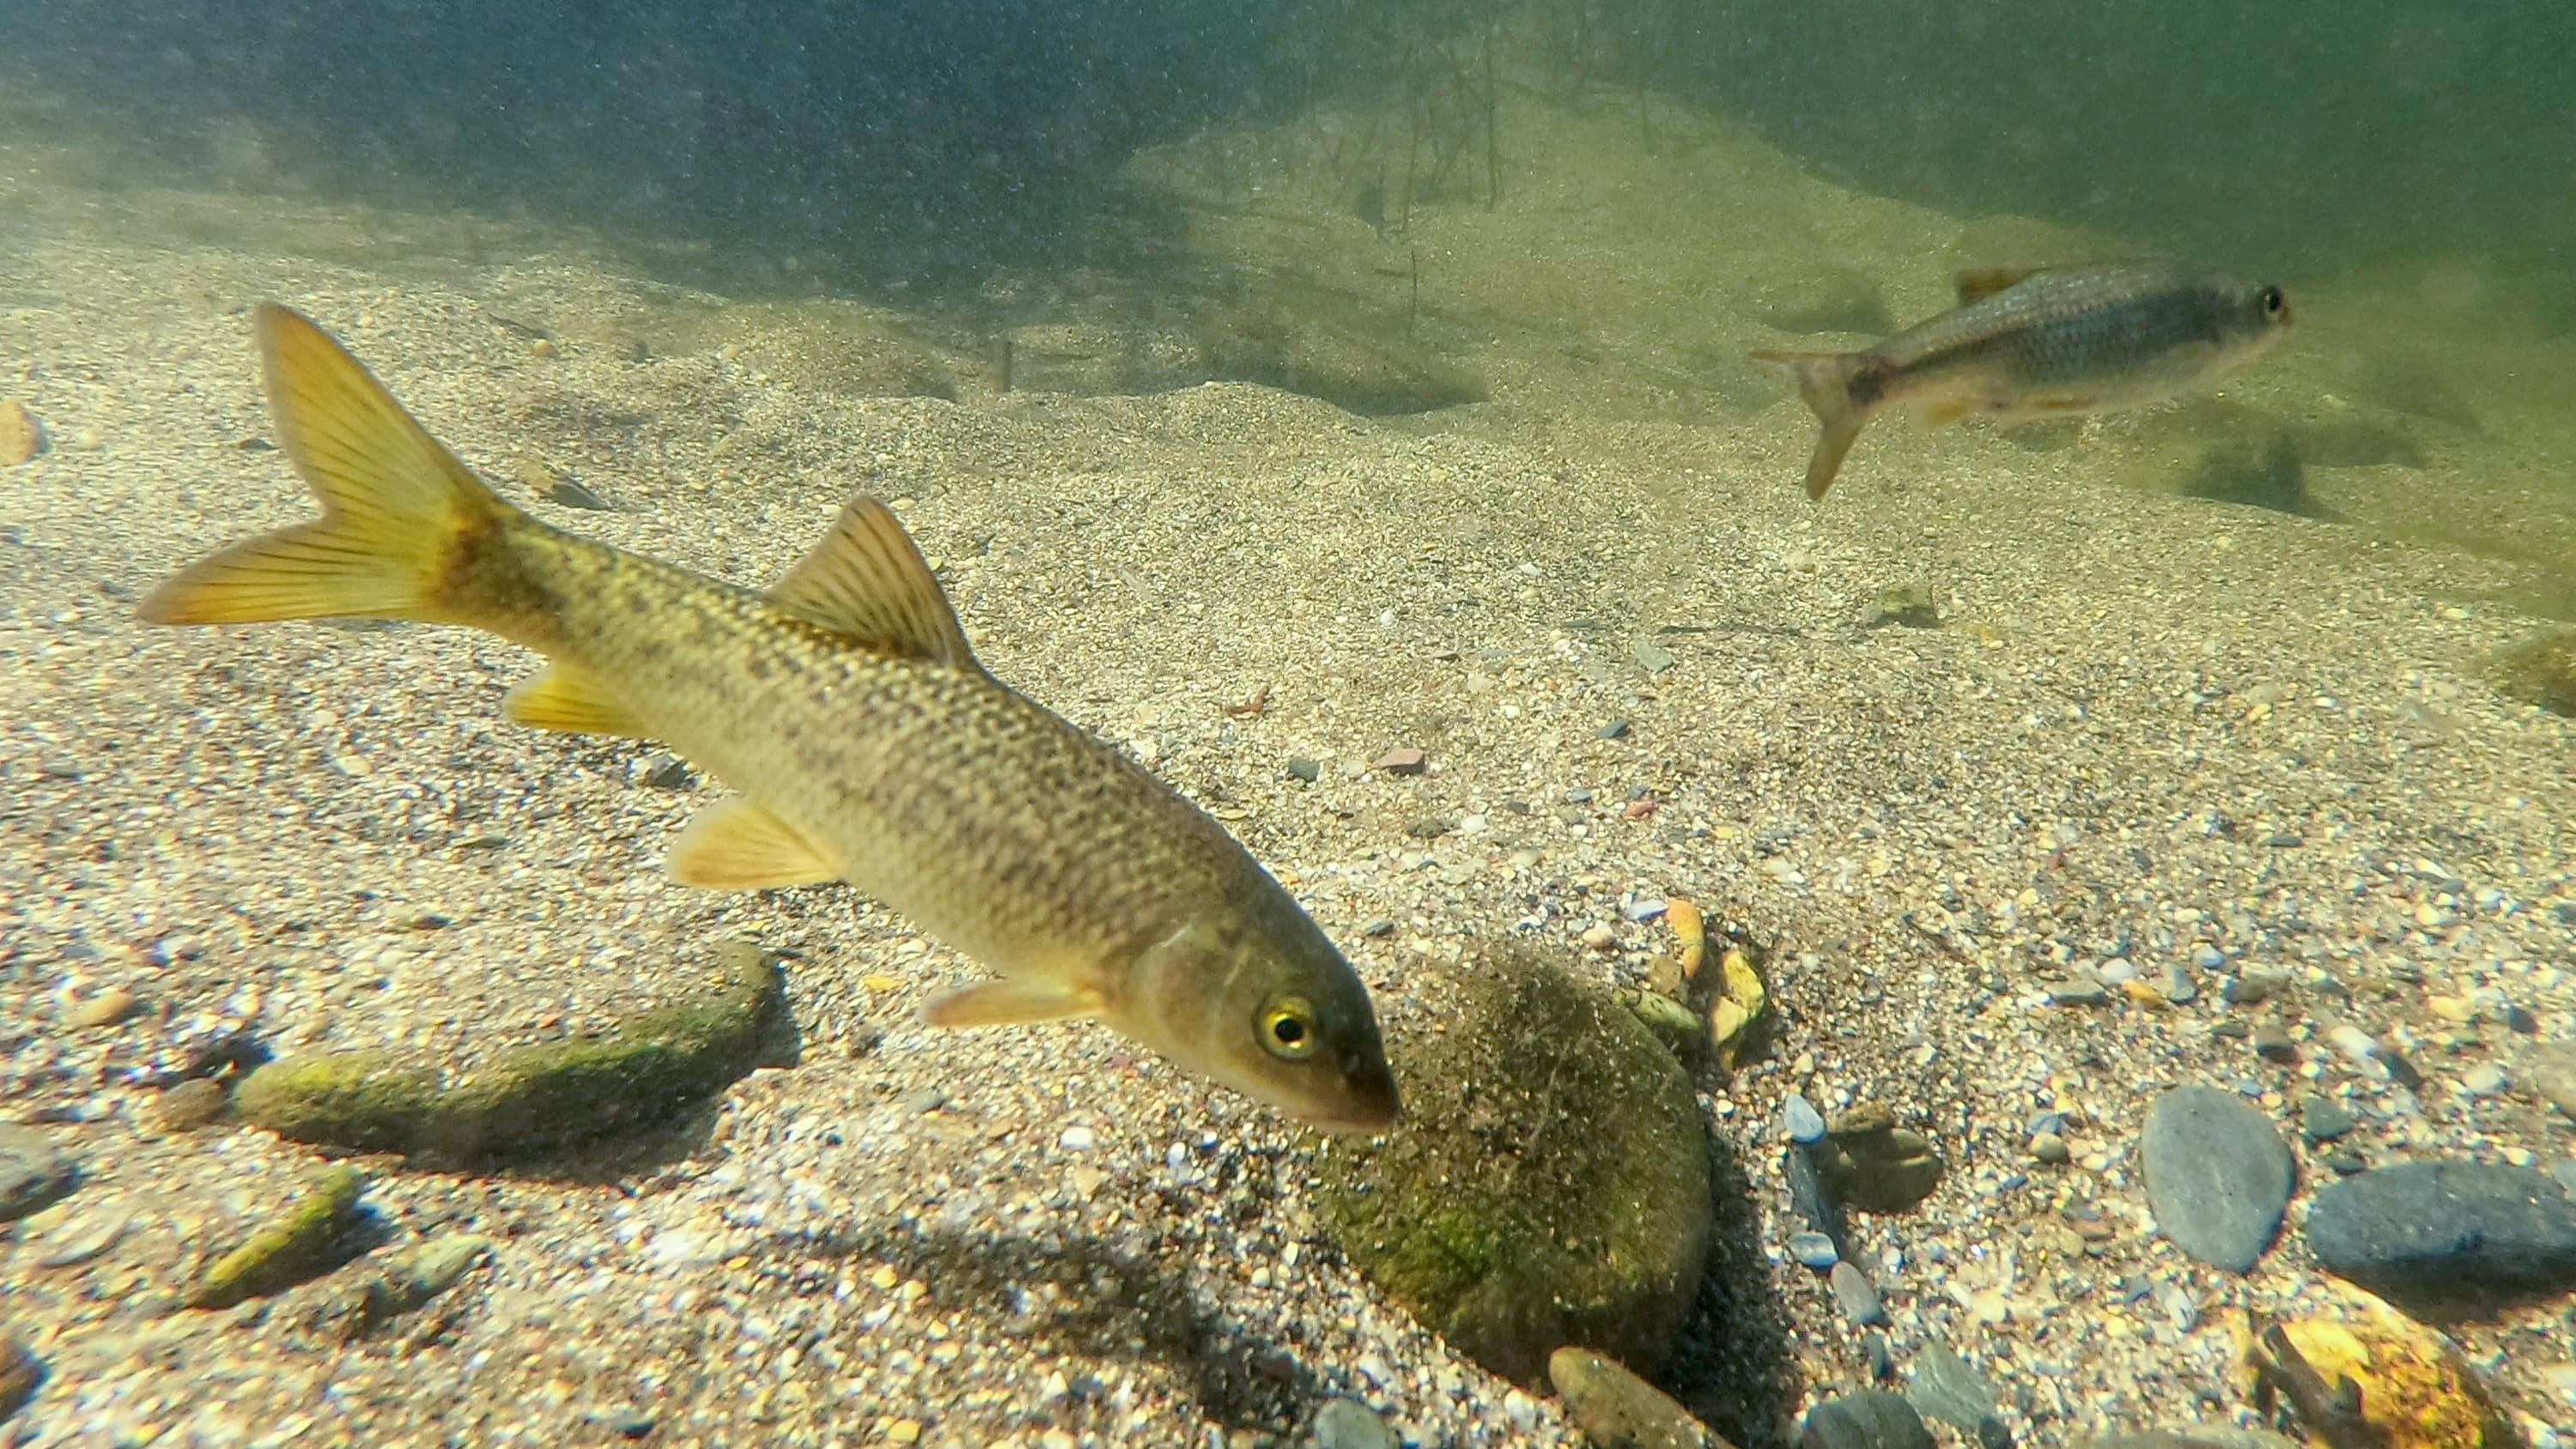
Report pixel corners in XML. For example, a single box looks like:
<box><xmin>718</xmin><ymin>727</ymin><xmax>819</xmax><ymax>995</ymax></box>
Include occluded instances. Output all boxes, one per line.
<box><xmin>1803</xmin><ymin>1390</ymin><xmax>1935</xmax><ymax>1449</ymax></box>
<box><xmin>2251</xmin><ymin>1022</ymin><xmax>2297</xmax><ymax>1062</ymax></box>
<box><xmin>638</xmin><ymin>753</ymin><xmax>695</xmax><ymax>790</ymax></box>
<box><xmin>1906</xmin><ymin>1343</ymin><xmax>1999</xmax><ymax>1435</ymax></box>
<box><xmin>1312</xmin><ymin>1397</ymin><xmax>1399</xmax><ymax>1449</ymax></box>
<box><xmin>1829</xmin><ymin>1260</ymin><xmax>1886</xmax><ymax>1325</ymax></box>
<box><xmin>2222</xmin><ymin>970</ymin><xmax>2286</xmax><ymax>1004</ymax></box>
<box><xmin>2306</xmin><ymin>1161</ymin><xmax>2576</xmax><ymax>1313</ymax></box>
<box><xmin>1596</xmin><ymin>718</ymin><xmax>1631</xmax><ymax>740</ymax></box>
<box><xmin>0</xmin><ymin>1333</ymin><xmax>39</xmax><ymax>1423</ymax></box>
<box><xmin>2192</xmin><ymin>943</ymin><xmax>2227</xmax><ymax>971</ymax></box>
<box><xmin>2527</xmin><ymin>1040</ymin><xmax>2576</xmax><ymax>1123</ymax></box>
<box><xmin>0</xmin><ymin>1125</ymin><xmax>76</xmax><ymax>1222</ymax></box>
<box><xmin>1285</xmin><ymin>756</ymin><xmax>1321</xmax><ymax>783</ymax></box>
<box><xmin>1788</xmin><ymin>1230</ymin><xmax>1839</xmax><ymax>1270</ymax></box>
<box><xmin>901</xmin><ymin>1087</ymin><xmax>947</xmax><ymax>1115</ymax></box>
<box><xmin>1783</xmin><ymin>1092</ymin><xmax>1827</xmax><ymax>1144</ymax></box>
<box><xmin>2030</xmin><ymin>1132</ymin><xmax>2070</xmax><ymax>1165</ymax></box>
<box><xmin>2050</xmin><ymin>979</ymin><xmax>2111</xmax><ymax>1007</ymax></box>
<box><xmin>2298</xmin><ymin>1094</ymin><xmax>2357</xmax><ymax>1143</ymax></box>
<box><xmin>2159</xmin><ymin>963</ymin><xmax>2200</xmax><ymax>1004</ymax></box>
<box><xmin>2140</xmin><ymin>1086</ymin><xmax>2293</xmax><ymax>1273</ymax></box>
<box><xmin>2458</xmin><ymin>1062</ymin><xmax>2507</xmax><ymax>1097</ymax></box>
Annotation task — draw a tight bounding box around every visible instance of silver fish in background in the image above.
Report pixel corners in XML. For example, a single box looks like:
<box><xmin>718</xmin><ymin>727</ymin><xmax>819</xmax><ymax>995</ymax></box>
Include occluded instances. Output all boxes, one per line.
<box><xmin>1753</xmin><ymin>260</ymin><xmax>2293</xmax><ymax>498</ymax></box>
<box><xmin>142</xmin><ymin>305</ymin><xmax>1400</xmax><ymax>1132</ymax></box>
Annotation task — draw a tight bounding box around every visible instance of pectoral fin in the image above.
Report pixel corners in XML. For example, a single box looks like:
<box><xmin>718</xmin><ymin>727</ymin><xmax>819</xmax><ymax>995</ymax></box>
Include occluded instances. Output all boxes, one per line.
<box><xmin>665</xmin><ymin>797</ymin><xmax>841</xmax><ymax>889</ymax></box>
<box><xmin>504</xmin><ymin>663</ymin><xmax>649</xmax><ymax>737</ymax></box>
<box><xmin>921</xmin><ymin>976</ymin><xmax>1108</xmax><ymax>1028</ymax></box>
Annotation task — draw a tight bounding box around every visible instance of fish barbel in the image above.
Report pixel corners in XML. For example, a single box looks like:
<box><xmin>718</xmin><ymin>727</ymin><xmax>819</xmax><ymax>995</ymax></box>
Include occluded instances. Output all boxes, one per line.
<box><xmin>141</xmin><ymin>305</ymin><xmax>1399</xmax><ymax>1132</ymax></box>
<box><xmin>1754</xmin><ymin>260</ymin><xmax>2293</xmax><ymax>498</ymax></box>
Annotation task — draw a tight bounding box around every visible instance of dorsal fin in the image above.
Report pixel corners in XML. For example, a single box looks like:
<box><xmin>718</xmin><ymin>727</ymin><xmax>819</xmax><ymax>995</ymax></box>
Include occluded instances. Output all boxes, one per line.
<box><xmin>769</xmin><ymin>497</ymin><xmax>980</xmax><ymax>671</ymax></box>
<box><xmin>1954</xmin><ymin>267</ymin><xmax>2042</xmax><ymax>306</ymax></box>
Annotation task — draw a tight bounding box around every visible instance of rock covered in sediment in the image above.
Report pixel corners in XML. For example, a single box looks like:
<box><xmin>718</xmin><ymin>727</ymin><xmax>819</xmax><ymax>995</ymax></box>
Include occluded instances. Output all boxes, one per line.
<box><xmin>1547</xmin><ymin>1346</ymin><xmax>1717</xmax><ymax>1449</ymax></box>
<box><xmin>1801</xmin><ymin>1390</ymin><xmax>1935</xmax><ymax>1449</ymax></box>
<box><xmin>2305</xmin><ymin>1161</ymin><xmax>2576</xmax><ymax>1316</ymax></box>
<box><xmin>1317</xmin><ymin>942</ymin><xmax>1712</xmax><ymax>1386</ymax></box>
<box><xmin>2140</xmin><ymin>1086</ymin><xmax>2293</xmax><ymax>1273</ymax></box>
<box><xmin>0</xmin><ymin>398</ymin><xmax>45</xmax><ymax>464</ymax></box>
<box><xmin>234</xmin><ymin>941</ymin><xmax>788</xmax><ymax>1161</ymax></box>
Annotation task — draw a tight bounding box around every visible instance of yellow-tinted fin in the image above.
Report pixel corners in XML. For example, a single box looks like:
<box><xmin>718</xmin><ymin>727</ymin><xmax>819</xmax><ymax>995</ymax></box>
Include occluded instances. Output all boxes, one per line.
<box><xmin>503</xmin><ymin>663</ymin><xmax>649</xmax><ymax>737</ymax></box>
<box><xmin>1954</xmin><ymin>267</ymin><xmax>2041</xmax><ymax>306</ymax></box>
<box><xmin>665</xmin><ymin>797</ymin><xmax>841</xmax><ymax>889</ymax></box>
<box><xmin>1918</xmin><ymin>392</ymin><xmax>1984</xmax><ymax>428</ymax></box>
<box><xmin>921</xmin><ymin>976</ymin><xmax>1108</xmax><ymax>1028</ymax></box>
<box><xmin>769</xmin><ymin>497</ymin><xmax>980</xmax><ymax>671</ymax></box>
<box><xmin>138</xmin><ymin>304</ymin><xmax>508</xmax><ymax>627</ymax></box>
<box><xmin>1752</xmin><ymin>347</ymin><xmax>1876</xmax><ymax>500</ymax></box>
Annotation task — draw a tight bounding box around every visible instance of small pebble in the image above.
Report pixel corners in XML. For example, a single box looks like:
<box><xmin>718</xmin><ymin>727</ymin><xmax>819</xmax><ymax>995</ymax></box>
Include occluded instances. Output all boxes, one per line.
<box><xmin>1829</xmin><ymin>1260</ymin><xmax>1886</xmax><ymax>1325</ymax></box>
<box><xmin>2458</xmin><ymin>1062</ymin><xmax>2507</xmax><ymax>1097</ymax></box>
<box><xmin>901</xmin><ymin>1087</ymin><xmax>946</xmax><ymax>1115</ymax></box>
<box><xmin>2192</xmin><ymin>943</ymin><xmax>2227</xmax><ymax>971</ymax></box>
<box><xmin>2140</xmin><ymin>1085</ymin><xmax>2293</xmax><ymax>1273</ymax></box>
<box><xmin>1547</xmin><ymin>1347</ymin><xmax>1708</xmax><ymax>1449</ymax></box>
<box><xmin>65</xmin><ymin>986</ymin><xmax>141</xmax><ymax>1029</ymax></box>
<box><xmin>1057</xmin><ymin>1126</ymin><xmax>1097</xmax><ymax>1152</ymax></box>
<box><xmin>2298</xmin><ymin>1094</ymin><xmax>2357</xmax><ymax>1143</ymax></box>
<box><xmin>1788</xmin><ymin>1230</ymin><xmax>1840</xmax><ymax>1269</ymax></box>
<box><xmin>2050</xmin><ymin>979</ymin><xmax>2111</xmax><ymax>1008</ymax></box>
<box><xmin>1311</xmin><ymin>1397</ymin><xmax>1400</xmax><ymax>1449</ymax></box>
<box><xmin>1580</xmin><ymin>924</ymin><xmax>1619</xmax><ymax>950</ymax></box>
<box><xmin>2030</xmin><ymin>1131</ymin><xmax>2070</xmax><ymax>1165</ymax></box>
<box><xmin>0</xmin><ymin>1126</ymin><xmax>76</xmax><ymax>1222</ymax></box>
<box><xmin>1285</xmin><ymin>756</ymin><xmax>1321</xmax><ymax>782</ymax></box>
<box><xmin>2159</xmin><ymin>963</ymin><xmax>2200</xmax><ymax>1004</ymax></box>
<box><xmin>1906</xmin><ymin>1343</ymin><xmax>1999</xmax><ymax>1436</ymax></box>
<box><xmin>0</xmin><ymin>1333</ymin><xmax>39</xmax><ymax>1422</ymax></box>
<box><xmin>1372</xmin><ymin>748</ymin><xmax>1427</xmax><ymax>774</ymax></box>
<box><xmin>2252</xmin><ymin>1022</ymin><xmax>2298</xmax><ymax>1063</ymax></box>
<box><xmin>152</xmin><ymin>1078</ymin><xmax>229</xmax><ymax>1131</ymax></box>
<box><xmin>2223</xmin><ymin>970</ymin><xmax>2286</xmax><ymax>1004</ymax></box>
<box><xmin>1802</xmin><ymin>1390</ymin><xmax>1934</xmax><ymax>1449</ymax></box>
<box><xmin>1783</xmin><ymin>1093</ymin><xmax>1827</xmax><ymax>1144</ymax></box>
<box><xmin>0</xmin><ymin>398</ymin><xmax>45</xmax><ymax>465</ymax></box>
<box><xmin>1596</xmin><ymin>718</ymin><xmax>1631</xmax><ymax>740</ymax></box>
<box><xmin>35</xmin><ymin>1209</ymin><xmax>128</xmax><ymax>1268</ymax></box>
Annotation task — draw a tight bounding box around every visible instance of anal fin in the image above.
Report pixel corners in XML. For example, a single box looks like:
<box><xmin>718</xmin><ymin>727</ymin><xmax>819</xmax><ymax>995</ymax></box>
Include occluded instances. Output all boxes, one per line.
<box><xmin>665</xmin><ymin>796</ymin><xmax>841</xmax><ymax>889</ymax></box>
<box><xmin>505</xmin><ymin>664</ymin><xmax>649</xmax><ymax>737</ymax></box>
<box><xmin>922</xmin><ymin>976</ymin><xmax>1107</xmax><ymax>1028</ymax></box>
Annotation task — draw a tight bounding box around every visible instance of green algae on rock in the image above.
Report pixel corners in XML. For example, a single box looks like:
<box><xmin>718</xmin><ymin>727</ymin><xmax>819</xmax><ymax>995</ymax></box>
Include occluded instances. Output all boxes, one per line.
<box><xmin>336</xmin><ymin>1233</ymin><xmax>495</xmax><ymax>1341</ymax></box>
<box><xmin>185</xmin><ymin>1165</ymin><xmax>368</xmax><ymax>1309</ymax></box>
<box><xmin>236</xmin><ymin>941</ymin><xmax>788</xmax><ymax>1161</ymax></box>
<box><xmin>1549</xmin><ymin>1345</ymin><xmax>1721</xmax><ymax>1449</ymax></box>
<box><xmin>1317</xmin><ymin>942</ymin><xmax>1712</xmax><ymax>1387</ymax></box>
<box><xmin>1812</xmin><ymin>1104</ymin><xmax>1947</xmax><ymax>1215</ymax></box>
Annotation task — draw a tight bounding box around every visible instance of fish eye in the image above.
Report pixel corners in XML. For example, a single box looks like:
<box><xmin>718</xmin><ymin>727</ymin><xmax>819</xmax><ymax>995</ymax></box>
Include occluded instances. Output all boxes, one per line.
<box><xmin>1257</xmin><ymin>995</ymin><xmax>1318</xmax><ymax>1060</ymax></box>
<box><xmin>2258</xmin><ymin>285</ymin><xmax>2287</xmax><ymax>319</ymax></box>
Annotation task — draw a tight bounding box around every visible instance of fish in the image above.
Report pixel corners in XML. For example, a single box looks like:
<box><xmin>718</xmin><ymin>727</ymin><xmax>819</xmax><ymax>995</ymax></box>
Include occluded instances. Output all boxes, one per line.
<box><xmin>1753</xmin><ymin>259</ymin><xmax>2293</xmax><ymax>499</ymax></box>
<box><xmin>140</xmin><ymin>304</ymin><xmax>1400</xmax><ymax>1133</ymax></box>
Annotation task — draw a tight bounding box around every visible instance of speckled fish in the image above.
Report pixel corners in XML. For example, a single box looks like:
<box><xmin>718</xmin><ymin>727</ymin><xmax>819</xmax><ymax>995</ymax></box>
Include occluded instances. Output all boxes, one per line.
<box><xmin>1753</xmin><ymin>260</ymin><xmax>2293</xmax><ymax>498</ymax></box>
<box><xmin>142</xmin><ymin>304</ymin><xmax>1400</xmax><ymax>1132</ymax></box>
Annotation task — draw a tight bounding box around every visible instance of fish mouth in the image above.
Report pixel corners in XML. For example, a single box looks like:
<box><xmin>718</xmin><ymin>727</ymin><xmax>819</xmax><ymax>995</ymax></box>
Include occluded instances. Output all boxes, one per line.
<box><xmin>1301</xmin><ymin>1060</ymin><xmax>1401</xmax><ymax>1135</ymax></box>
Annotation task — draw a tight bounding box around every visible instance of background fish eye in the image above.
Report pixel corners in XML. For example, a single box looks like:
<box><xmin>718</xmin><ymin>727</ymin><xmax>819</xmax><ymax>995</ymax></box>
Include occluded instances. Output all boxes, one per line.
<box><xmin>2259</xmin><ymin>285</ymin><xmax>2288</xmax><ymax>318</ymax></box>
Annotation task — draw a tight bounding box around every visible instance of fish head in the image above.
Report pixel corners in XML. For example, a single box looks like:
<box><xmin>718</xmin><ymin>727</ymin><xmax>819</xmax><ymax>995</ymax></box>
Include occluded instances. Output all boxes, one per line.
<box><xmin>1126</xmin><ymin>899</ymin><xmax>1400</xmax><ymax>1134</ymax></box>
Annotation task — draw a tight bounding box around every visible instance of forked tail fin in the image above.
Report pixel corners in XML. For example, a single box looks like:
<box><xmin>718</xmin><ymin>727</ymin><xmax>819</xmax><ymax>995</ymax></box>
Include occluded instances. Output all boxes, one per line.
<box><xmin>139</xmin><ymin>304</ymin><xmax>513</xmax><ymax>627</ymax></box>
<box><xmin>1749</xmin><ymin>348</ymin><xmax>1880</xmax><ymax>500</ymax></box>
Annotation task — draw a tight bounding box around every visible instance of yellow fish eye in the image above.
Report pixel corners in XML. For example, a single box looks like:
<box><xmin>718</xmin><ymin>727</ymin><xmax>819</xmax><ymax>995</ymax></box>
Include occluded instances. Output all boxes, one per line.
<box><xmin>1257</xmin><ymin>996</ymin><xmax>1318</xmax><ymax>1060</ymax></box>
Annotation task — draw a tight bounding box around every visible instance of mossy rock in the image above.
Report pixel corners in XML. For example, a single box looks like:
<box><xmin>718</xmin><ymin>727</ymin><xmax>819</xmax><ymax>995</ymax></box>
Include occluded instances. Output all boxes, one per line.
<box><xmin>2486</xmin><ymin>628</ymin><xmax>2576</xmax><ymax>718</ymax></box>
<box><xmin>185</xmin><ymin>1165</ymin><xmax>368</xmax><ymax>1309</ymax></box>
<box><xmin>236</xmin><ymin>942</ymin><xmax>787</xmax><ymax>1162</ymax></box>
<box><xmin>1317</xmin><ymin>942</ymin><xmax>1712</xmax><ymax>1386</ymax></box>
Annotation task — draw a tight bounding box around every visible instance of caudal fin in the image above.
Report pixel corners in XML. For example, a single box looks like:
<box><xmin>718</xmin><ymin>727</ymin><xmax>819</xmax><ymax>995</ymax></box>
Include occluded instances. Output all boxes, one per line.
<box><xmin>1750</xmin><ymin>348</ymin><xmax>1880</xmax><ymax>500</ymax></box>
<box><xmin>140</xmin><ymin>304</ymin><xmax>511</xmax><ymax>627</ymax></box>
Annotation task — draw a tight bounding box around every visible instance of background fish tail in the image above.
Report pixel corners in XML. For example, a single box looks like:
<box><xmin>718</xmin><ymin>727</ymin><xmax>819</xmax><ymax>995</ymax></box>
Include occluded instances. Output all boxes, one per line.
<box><xmin>1751</xmin><ymin>348</ymin><xmax>1879</xmax><ymax>499</ymax></box>
<box><xmin>139</xmin><ymin>303</ymin><xmax>525</xmax><ymax>627</ymax></box>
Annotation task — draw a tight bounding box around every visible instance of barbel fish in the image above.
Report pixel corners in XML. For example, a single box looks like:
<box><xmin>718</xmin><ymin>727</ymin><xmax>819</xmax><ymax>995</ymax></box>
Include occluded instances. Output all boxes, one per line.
<box><xmin>142</xmin><ymin>305</ymin><xmax>1400</xmax><ymax>1132</ymax></box>
<box><xmin>1754</xmin><ymin>260</ymin><xmax>2293</xmax><ymax>498</ymax></box>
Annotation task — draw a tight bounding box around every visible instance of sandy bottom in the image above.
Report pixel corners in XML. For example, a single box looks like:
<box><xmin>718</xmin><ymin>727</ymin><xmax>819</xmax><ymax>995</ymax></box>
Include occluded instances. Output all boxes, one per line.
<box><xmin>3</xmin><ymin>85</ymin><xmax>2573</xmax><ymax>1449</ymax></box>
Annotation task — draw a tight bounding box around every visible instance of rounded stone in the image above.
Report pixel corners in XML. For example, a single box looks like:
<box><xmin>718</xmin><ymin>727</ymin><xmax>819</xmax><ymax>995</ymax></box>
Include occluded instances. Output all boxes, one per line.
<box><xmin>1803</xmin><ymin>1390</ymin><xmax>1935</xmax><ymax>1449</ymax></box>
<box><xmin>2141</xmin><ymin>1085</ymin><xmax>2293</xmax><ymax>1273</ymax></box>
<box><xmin>1317</xmin><ymin>943</ymin><xmax>1712</xmax><ymax>1386</ymax></box>
<box><xmin>1310</xmin><ymin>1397</ymin><xmax>1398</xmax><ymax>1449</ymax></box>
<box><xmin>2306</xmin><ymin>1161</ymin><xmax>2576</xmax><ymax>1316</ymax></box>
<box><xmin>0</xmin><ymin>1126</ymin><xmax>76</xmax><ymax>1223</ymax></box>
